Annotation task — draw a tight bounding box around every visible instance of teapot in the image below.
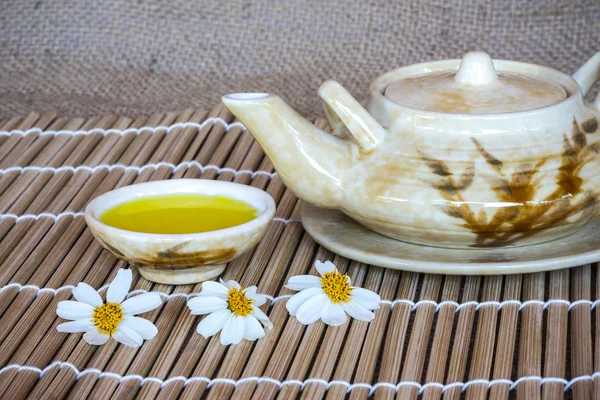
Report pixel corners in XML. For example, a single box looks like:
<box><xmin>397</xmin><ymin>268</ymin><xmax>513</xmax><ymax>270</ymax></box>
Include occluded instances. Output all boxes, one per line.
<box><xmin>222</xmin><ymin>51</ymin><xmax>600</xmax><ymax>249</ymax></box>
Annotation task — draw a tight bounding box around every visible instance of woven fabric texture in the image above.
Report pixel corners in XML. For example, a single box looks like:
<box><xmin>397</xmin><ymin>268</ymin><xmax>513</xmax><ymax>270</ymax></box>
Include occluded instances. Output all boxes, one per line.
<box><xmin>1</xmin><ymin>0</ymin><xmax>599</xmax><ymax>119</ymax></box>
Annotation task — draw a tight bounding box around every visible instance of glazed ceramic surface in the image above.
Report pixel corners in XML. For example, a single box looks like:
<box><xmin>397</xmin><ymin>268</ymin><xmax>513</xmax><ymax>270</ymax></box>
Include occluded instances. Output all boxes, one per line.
<box><xmin>223</xmin><ymin>51</ymin><xmax>600</xmax><ymax>249</ymax></box>
<box><xmin>85</xmin><ymin>179</ymin><xmax>275</xmax><ymax>284</ymax></box>
<box><xmin>301</xmin><ymin>202</ymin><xmax>600</xmax><ymax>275</ymax></box>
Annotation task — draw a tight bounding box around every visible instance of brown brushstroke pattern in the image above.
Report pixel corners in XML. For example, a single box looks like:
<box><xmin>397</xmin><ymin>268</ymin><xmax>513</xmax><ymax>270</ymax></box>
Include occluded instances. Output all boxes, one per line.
<box><xmin>103</xmin><ymin>240</ymin><xmax>237</xmax><ymax>269</ymax></box>
<box><xmin>425</xmin><ymin>118</ymin><xmax>599</xmax><ymax>247</ymax></box>
<box><xmin>152</xmin><ymin>245</ymin><xmax>237</xmax><ymax>267</ymax></box>
<box><xmin>582</xmin><ymin>117</ymin><xmax>598</xmax><ymax>134</ymax></box>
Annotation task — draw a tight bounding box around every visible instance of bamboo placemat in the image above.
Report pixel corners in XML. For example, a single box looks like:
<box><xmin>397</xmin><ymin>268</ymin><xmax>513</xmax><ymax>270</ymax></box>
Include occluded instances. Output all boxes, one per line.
<box><xmin>0</xmin><ymin>104</ymin><xmax>598</xmax><ymax>400</ymax></box>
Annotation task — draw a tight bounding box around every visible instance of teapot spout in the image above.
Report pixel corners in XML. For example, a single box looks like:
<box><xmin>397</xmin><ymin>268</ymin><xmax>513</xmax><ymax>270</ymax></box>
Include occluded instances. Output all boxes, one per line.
<box><xmin>222</xmin><ymin>93</ymin><xmax>353</xmax><ymax>208</ymax></box>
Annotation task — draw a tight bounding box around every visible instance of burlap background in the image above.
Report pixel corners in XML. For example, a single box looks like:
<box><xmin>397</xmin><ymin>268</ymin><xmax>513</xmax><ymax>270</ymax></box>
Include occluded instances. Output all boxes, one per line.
<box><xmin>1</xmin><ymin>0</ymin><xmax>599</xmax><ymax>119</ymax></box>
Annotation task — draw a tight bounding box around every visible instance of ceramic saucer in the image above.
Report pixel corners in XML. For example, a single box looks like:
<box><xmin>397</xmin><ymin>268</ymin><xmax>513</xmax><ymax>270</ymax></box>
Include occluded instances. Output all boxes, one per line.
<box><xmin>301</xmin><ymin>202</ymin><xmax>600</xmax><ymax>275</ymax></box>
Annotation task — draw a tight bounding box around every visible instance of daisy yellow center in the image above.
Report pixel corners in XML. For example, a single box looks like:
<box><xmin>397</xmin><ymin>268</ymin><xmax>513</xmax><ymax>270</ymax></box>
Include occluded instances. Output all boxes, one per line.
<box><xmin>92</xmin><ymin>302</ymin><xmax>124</xmax><ymax>335</ymax></box>
<box><xmin>320</xmin><ymin>271</ymin><xmax>353</xmax><ymax>304</ymax></box>
<box><xmin>228</xmin><ymin>287</ymin><xmax>254</xmax><ymax>317</ymax></box>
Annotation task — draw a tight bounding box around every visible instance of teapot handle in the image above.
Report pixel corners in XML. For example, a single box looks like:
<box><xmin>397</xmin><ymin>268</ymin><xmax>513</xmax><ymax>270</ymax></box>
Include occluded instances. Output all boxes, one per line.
<box><xmin>318</xmin><ymin>80</ymin><xmax>387</xmax><ymax>152</ymax></box>
<box><xmin>573</xmin><ymin>51</ymin><xmax>600</xmax><ymax>110</ymax></box>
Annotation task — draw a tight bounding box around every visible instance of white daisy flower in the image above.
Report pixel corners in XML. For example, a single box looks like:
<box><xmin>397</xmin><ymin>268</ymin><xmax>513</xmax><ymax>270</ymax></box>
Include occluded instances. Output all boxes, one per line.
<box><xmin>285</xmin><ymin>260</ymin><xmax>381</xmax><ymax>326</ymax></box>
<box><xmin>187</xmin><ymin>279</ymin><xmax>273</xmax><ymax>345</ymax></box>
<box><xmin>56</xmin><ymin>269</ymin><xmax>162</xmax><ymax>347</ymax></box>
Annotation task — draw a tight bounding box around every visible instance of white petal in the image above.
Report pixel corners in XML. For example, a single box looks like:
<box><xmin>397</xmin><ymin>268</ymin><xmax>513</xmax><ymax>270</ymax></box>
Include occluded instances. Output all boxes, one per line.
<box><xmin>220</xmin><ymin>315</ymin><xmax>245</xmax><ymax>345</ymax></box>
<box><xmin>321</xmin><ymin>303</ymin><xmax>347</xmax><ymax>326</ymax></box>
<box><xmin>121</xmin><ymin>316</ymin><xmax>158</xmax><ymax>340</ymax></box>
<box><xmin>198</xmin><ymin>281</ymin><xmax>229</xmax><ymax>299</ymax></box>
<box><xmin>219</xmin><ymin>278</ymin><xmax>240</xmax><ymax>290</ymax></box>
<box><xmin>57</xmin><ymin>301</ymin><xmax>94</xmax><ymax>320</ymax></box>
<box><xmin>57</xmin><ymin>319</ymin><xmax>94</xmax><ymax>333</ymax></box>
<box><xmin>121</xmin><ymin>293</ymin><xmax>162</xmax><ymax>315</ymax></box>
<box><xmin>244</xmin><ymin>287</ymin><xmax>269</xmax><ymax>307</ymax></box>
<box><xmin>350</xmin><ymin>288</ymin><xmax>381</xmax><ymax>310</ymax></box>
<box><xmin>315</xmin><ymin>260</ymin><xmax>335</xmax><ymax>276</ymax></box>
<box><xmin>286</xmin><ymin>275</ymin><xmax>322</xmax><ymax>291</ymax></box>
<box><xmin>243</xmin><ymin>316</ymin><xmax>265</xmax><ymax>341</ymax></box>
<box><xmin>113</xmin><ymin>323</ymin><xmax>144</xmax><ymax>347</ymax></box>
<box><xmin>286</xmin><ymin>287</ymin><xmax>324</xmax><ymax>315</ymax></box>
<box><xmin>196</xmin><ymin>309</ymin><xmax>231</xmax><ymax>338</ymax></box>
<box><xmin>295</xmin><ymin>294</ymin><xmax>329</xmax><ymax>325</ymax></box>
<box><xmin>252</xmin><ymin>306</ymin><xmax>273</xmax><ymax>329</ymax></box>
<box><xmin>249</xmin><ymin>294</ymin><xmax>268</xmax><ymax>307</ymax></box>
<box><xmin>187</xmin><ymin>296</ymin><xmax>228</xmax><ymax>315</ymax></box>
<box><xmin>106</xmin><ymin>269</ymin><xmax>132</xmax><ymax>303</ymax></box>
<box><xmin>83</xmin><ymin>328</ymin><xmax>110</xmax><ymax>345</ymax></box>
<box><xmin>342</xmin><ymin>301</ymin><xmax>375</xmax><ymax>322</ymax></box>
<box><xmin>72</xmin><ymin>283</ymin><xmax>102</xmax><ymax>307</ymax></box>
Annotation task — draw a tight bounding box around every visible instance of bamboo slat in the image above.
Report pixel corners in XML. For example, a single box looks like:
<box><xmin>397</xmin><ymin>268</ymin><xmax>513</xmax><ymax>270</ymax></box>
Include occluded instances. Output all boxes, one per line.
<box><xmin>0</xmin><ymin>107</ymin><xmax>598</xmax><ymax>400</ymax></box>
<box><xmin>571</xmin><ymin>266</ymin><xmax>594</xmax><ymax>400</ymax></box>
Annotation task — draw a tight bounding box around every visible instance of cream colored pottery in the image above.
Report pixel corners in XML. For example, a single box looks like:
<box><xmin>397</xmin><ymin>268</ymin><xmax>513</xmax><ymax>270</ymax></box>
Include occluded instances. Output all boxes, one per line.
<box><xmin>85</xmin><ymin>179</ymin><xmax>275</xmax><ymax>284</ymax></box>
<box><xmin>223</xmin><ymin>51</ymin><xmax>600</xmax><ymax>249</ymax></box>
<box><xmin>302</xmin><ymin>202</ymin><xmax>600</xmax><ymax>275</ymax></box>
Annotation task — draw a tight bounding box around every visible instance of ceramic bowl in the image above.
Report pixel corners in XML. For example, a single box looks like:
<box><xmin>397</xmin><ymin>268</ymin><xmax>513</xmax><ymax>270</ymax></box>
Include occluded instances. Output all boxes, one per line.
<box><xmin>84</xmin><ymin>179</ymin><xmax>276</xmax><ymax>284</ymax></box>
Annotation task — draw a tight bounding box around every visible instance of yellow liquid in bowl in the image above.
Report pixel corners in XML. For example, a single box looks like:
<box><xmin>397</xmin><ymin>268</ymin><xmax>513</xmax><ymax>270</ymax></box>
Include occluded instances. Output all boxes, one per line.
<box><xmin>100</xmin><ymin>193</ymin><xmax>259</xmax><ymax>234</ymax></box>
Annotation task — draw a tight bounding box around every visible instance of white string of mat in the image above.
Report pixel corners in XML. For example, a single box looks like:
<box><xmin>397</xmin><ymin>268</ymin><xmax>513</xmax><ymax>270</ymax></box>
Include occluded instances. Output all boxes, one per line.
<box><xmin>0</xmin><ymin>211</ymin><xmax>299</xmax><ymax>225</ymax></box>
<box><xmin>0</xmin><ymin>162</ymin><xmax>279</xmax><ymax>179</ymax></box>
<box><xmin>0</xmin><ymin>211</ymin><xmax>84</xmax><ymax>221</ymax></box>
<box><xmin>0</xmin><ymin>361</ymin><xmax>597</xmax><ymax>395</ymax></box>
<box><xmin>0</xmin><ymin>118</ymin><xmax>246</xmax><ymax>138</ymax></box>
<box><xmin>0</xmin><ymin>118</ymin><xmax>278</xmax><ymax>179</ymax></box>
<box><xmin>2</xmin><ymin>282</ymin><xmax>598</xmax><ymax>313</ymax></box>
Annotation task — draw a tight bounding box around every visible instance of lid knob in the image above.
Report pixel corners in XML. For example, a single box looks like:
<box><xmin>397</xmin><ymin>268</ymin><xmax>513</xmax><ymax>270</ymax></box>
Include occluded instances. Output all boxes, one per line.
<box><xmin>454</xmin><ymin>51</ymin><xmax>498</xmax><ymax>86</ymax></box>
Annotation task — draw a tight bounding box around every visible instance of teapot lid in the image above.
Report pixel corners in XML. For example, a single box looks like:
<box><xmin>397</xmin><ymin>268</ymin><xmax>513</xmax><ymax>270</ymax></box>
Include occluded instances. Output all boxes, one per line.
<box><xmin>384</xmin><ymin>52</ymin><xmax>567</xmax><ymax>114</ymax></box>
